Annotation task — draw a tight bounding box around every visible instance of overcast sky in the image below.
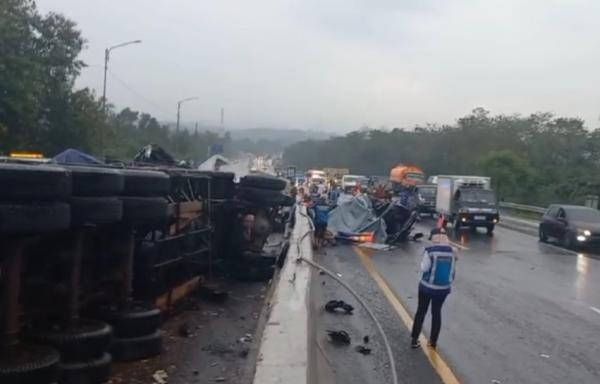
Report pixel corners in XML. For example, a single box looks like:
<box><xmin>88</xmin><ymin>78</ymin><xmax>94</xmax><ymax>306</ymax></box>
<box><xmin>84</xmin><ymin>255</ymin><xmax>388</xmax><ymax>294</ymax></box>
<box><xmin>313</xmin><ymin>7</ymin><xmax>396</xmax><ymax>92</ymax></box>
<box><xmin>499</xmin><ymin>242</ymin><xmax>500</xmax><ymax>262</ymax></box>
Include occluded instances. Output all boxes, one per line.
<box><xmin>37</xmin><ymin>0</ymin><xmax>600</xmax><ymax>131</ymax></box>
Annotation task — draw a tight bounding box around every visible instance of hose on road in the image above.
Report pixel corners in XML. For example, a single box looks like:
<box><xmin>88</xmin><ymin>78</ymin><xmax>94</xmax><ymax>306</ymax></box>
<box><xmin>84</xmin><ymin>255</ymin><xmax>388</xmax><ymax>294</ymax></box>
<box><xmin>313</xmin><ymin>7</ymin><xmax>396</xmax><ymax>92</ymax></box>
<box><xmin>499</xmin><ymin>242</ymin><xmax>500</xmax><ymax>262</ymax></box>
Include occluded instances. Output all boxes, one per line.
<box><xmin>296</xmin><ymin>205</ymin><xmax>399</xmax><ymax>384</ymax></box>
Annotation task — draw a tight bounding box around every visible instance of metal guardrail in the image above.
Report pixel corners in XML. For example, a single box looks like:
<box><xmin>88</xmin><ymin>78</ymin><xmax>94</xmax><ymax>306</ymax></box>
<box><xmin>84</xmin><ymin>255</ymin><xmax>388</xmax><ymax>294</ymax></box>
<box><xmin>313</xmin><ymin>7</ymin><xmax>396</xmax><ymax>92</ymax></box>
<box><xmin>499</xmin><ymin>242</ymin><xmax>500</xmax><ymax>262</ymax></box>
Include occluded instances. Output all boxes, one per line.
<box><xmin>499</xmin><ymin>202</ymin><xmax>546</xmax><ymax>214</ymax></box>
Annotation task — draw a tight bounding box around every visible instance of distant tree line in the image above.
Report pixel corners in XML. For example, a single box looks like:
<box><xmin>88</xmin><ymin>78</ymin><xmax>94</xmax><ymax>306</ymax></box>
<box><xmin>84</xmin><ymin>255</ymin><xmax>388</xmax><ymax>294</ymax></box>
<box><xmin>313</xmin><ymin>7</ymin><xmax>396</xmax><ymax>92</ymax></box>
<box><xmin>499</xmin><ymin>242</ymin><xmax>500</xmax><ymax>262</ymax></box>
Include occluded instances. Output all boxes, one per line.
<box><xmin>284</xmin><ymin>108</ymin><xmax>600</xmax><ymax>206</ymax></box>
<box><xmin>0</xmin><ymin>0</ymin><xmax>222</xmax><ymax>163</ymax></box>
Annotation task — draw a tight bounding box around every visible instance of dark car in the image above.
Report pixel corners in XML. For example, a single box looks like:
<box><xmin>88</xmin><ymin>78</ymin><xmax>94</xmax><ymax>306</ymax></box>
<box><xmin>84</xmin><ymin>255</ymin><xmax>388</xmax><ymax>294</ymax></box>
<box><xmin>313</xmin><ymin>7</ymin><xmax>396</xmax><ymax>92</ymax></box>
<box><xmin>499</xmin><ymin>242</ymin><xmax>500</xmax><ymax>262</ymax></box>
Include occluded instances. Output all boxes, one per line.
<box><xmin>539</xmin><ymin>204</ymin><xmax>600</xmax><ymax>249</ymax></box>
<box><xmin>416</xmin><ymin>184</ymin><xmax>437</xmax><ymax>216</ymax></box>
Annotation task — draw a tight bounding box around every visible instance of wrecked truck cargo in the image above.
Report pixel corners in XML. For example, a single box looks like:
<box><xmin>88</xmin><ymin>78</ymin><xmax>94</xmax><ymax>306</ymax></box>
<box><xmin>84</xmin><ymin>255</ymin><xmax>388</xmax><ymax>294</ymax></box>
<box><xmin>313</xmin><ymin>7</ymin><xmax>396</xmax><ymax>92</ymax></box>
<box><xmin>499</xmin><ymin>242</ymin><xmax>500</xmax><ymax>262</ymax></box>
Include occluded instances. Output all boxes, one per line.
<box><xmin>0</xmin><ymin>151</ymin><xmax>294</xmax><ymax>384</ymax></box>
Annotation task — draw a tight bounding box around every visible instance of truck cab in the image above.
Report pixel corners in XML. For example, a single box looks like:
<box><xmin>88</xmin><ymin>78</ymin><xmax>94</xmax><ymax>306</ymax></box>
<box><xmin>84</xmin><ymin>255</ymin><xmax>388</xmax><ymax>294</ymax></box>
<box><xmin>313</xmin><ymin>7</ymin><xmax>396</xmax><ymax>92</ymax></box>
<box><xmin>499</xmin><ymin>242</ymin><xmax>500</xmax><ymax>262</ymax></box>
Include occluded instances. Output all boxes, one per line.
<box><xmin>435</xmin><ymin>176</ymin><xmax>499</xmax><ymax>234</ymax></box>
<box><xmin>416</xmin><ymin>184</ymin><xmax>437</xmax><ymax>216</ymax></box>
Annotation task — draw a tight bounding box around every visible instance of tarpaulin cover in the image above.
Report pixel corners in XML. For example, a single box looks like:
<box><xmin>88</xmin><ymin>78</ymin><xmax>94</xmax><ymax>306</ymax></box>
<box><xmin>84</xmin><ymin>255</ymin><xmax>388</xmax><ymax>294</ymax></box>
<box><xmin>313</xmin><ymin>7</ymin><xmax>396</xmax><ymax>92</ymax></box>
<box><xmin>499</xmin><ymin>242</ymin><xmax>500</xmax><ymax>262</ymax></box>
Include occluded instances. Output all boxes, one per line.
<box><xmin>53</xmin><ymin>148</ymin><xmax>103</xmax><ymax>165</ymax></box>
<box><xmin>327</xmin><ymin>194</ymin><xmax>387</xmax><ymax>242</ymax></box>
<box><xmin>133</xmin><ymin>144</ymin><xmax>177</xmax><ymax>166</ymax></box>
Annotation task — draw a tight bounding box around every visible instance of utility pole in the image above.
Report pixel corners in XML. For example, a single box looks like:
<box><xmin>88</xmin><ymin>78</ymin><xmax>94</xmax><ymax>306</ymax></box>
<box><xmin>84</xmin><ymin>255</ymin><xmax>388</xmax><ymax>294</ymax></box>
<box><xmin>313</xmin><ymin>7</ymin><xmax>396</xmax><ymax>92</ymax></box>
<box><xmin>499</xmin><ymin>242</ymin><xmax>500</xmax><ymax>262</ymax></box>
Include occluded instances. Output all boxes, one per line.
<box><xmin>220</xmin><ymin>107</ymin><xmax>224</xmax><ymax>132</ymax></box>
<box><xmin>101</xmin><ymin>40</ymin><xmax>142</xmax><ymax>115</ymax></box>
<box><xmin>176</xmin><ymin>97</ymin><xmax>199</xmax><ymax>132</ymax></box>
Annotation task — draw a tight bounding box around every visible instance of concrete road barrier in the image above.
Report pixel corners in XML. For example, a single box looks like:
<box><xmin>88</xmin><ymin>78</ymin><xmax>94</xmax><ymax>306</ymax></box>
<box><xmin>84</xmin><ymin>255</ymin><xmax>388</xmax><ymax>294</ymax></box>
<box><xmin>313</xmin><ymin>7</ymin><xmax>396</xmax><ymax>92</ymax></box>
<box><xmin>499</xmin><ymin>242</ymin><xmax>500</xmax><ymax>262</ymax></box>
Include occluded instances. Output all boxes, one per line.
<box><xmin>253</xmin><ymin>205</ymin><xmax>314</xmax><ymax>384</ymax></box>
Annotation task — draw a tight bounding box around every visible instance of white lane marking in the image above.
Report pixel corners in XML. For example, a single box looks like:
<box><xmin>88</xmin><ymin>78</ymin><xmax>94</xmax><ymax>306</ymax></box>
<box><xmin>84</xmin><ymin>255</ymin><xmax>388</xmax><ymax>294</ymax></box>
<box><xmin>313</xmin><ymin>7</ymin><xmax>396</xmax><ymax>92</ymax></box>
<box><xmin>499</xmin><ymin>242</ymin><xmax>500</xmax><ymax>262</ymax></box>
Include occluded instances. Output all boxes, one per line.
<box><xmin>590</xmin><ymin>306</ymin><xmax>600</xmax><ymax>315</ymax></box>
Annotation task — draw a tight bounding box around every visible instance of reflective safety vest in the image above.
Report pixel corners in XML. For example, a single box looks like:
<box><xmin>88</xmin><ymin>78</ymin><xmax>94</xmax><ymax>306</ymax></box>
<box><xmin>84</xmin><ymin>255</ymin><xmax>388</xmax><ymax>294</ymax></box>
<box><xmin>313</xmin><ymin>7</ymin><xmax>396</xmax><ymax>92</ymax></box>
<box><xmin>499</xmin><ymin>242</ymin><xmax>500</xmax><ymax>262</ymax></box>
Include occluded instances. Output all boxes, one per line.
<box><xmin>421</xmin><ymin>245</ymin><xmax>456</xmax><ymax>290</ymax></box>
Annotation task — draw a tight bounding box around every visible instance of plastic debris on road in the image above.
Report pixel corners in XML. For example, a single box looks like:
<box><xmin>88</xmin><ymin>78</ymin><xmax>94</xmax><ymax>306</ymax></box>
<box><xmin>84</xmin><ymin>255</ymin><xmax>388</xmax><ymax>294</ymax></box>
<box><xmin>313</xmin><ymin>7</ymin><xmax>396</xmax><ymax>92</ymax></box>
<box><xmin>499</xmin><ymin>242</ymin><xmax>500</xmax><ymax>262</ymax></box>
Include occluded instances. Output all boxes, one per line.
<box><xmin>327</xmin><ymin>330</ymin><xmax>351</xmax><ymax>345</ymax></box>
<box><xmin>325</xmin><ymin>299</ymin><xmax>354</xmax><ymax>314</ymax></box>
<box><xmin>152</xmin><ymin>370</ymin><xmax>168</xmax><ymax>384</ymax></box>
<box><xmin>355</xmin><ymin>345</ymin><xmax>372</xmax><ymax>355</ymax></box>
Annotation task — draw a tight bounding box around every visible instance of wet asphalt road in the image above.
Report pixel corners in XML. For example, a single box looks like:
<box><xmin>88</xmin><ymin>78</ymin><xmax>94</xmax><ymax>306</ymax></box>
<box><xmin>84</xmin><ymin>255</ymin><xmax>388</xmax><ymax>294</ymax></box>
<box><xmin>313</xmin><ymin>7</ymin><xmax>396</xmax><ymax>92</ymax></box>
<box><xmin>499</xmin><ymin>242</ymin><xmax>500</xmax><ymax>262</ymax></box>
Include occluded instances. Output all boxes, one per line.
<box><xmin>320</xmin><ymin>219</ymin><xmax>600</xmax><ymax>383</ymax></box>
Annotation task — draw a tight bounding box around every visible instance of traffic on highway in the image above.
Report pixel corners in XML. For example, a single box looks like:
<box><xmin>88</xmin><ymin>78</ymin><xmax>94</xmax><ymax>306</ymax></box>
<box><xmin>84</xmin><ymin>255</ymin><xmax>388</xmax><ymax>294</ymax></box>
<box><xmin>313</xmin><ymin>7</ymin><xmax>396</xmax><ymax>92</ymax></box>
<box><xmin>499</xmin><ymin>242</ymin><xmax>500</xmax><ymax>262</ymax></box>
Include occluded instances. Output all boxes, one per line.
<box><xmin>294</xmin><ymin>164</ymin><xmax>600</xmax><ymax>384</ymax></box>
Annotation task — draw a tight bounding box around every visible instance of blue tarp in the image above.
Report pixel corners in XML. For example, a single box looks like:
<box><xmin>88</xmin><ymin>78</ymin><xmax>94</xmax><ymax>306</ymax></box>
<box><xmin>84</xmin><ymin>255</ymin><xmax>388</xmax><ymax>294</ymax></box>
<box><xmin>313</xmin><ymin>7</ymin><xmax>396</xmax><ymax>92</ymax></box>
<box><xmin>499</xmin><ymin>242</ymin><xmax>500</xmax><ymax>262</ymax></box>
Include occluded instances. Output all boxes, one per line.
<box><xmin>53</xmin><ymin>148</ymin><xmax>103</xmax><ymax>165</ymax></box>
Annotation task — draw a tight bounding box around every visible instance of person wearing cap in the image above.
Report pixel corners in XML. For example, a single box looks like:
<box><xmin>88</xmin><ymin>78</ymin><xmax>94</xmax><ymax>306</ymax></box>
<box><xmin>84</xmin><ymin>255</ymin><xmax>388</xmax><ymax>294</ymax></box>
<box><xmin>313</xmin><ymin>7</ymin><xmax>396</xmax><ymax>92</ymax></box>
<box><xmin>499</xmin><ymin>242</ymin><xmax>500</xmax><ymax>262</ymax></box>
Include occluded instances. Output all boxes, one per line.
<box><xmin>410</xmin><ymin>227</ymin><xmax>457</xmax><ymax>349</ymax></box>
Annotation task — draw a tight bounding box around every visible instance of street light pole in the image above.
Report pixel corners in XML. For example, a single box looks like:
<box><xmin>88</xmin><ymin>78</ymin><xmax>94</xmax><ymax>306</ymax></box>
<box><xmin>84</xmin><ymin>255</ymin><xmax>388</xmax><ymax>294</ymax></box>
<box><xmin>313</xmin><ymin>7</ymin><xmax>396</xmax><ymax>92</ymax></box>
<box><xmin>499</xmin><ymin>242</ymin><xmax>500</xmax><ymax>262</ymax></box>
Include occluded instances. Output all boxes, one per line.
<box><xmin>101</xmin><ymin>39</ymin><xmax>142</xmax><ymax>115</ymax></box>
<box><xmin>176</xmin><ymin>97</ymin><xmax>199</xmax><ymax>132</ymax></box>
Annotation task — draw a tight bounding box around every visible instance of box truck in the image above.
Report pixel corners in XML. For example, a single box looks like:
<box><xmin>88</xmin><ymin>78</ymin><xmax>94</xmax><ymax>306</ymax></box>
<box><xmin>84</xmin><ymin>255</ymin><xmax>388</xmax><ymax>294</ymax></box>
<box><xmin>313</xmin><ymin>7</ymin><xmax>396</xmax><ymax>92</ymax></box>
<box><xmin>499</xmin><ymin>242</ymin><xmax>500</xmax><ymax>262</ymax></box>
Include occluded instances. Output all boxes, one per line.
<box><xmin>435</xmin><ymin>175</ymin><xmax>499</xmax><ymax>234</ymax></box>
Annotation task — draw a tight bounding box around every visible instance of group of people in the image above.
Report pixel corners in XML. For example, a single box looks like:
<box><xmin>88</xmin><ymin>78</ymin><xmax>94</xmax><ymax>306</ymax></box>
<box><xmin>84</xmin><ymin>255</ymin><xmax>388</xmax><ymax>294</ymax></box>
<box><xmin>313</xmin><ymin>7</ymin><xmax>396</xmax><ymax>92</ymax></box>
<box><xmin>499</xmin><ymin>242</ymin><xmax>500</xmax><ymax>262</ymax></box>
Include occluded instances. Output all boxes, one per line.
<box><xmin>290</xmin><ymin>175</ymin><xmax>458</xmax><ymax>350</ymax></box>
<box><xmin>290</xmin><ymin>180</ymin><xmax>340</xmax><ymax>249</ymax></box>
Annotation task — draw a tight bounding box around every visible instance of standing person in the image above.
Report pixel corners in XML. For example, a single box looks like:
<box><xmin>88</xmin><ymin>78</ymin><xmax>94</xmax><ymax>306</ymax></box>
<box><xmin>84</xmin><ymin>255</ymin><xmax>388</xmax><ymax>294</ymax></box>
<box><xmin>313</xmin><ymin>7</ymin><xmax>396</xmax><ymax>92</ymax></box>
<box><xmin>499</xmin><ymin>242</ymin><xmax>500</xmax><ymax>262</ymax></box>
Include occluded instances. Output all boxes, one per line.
<box><xmin>313</xmin><ymin>198</ymin><xmax>329</xmax><ymax>249</ymax></box>
<box><xmin>329</xmin><ymin>184</ymin><xmax>340</xmax><ymax>204</ymax></box>
<box><xmin>410</xmin><ymin>228</ymin><xmax>457</xmax><ymax>349</ymax></box>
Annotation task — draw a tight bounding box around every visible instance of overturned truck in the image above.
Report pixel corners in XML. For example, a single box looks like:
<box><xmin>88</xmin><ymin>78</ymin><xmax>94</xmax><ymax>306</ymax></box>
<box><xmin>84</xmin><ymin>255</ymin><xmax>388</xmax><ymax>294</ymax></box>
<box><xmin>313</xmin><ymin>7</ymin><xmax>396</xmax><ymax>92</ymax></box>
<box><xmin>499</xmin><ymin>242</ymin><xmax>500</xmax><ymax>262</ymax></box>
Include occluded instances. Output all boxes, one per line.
<box><xmin>0</xmin><ymin>152</ymin><xmax>292</xmax><ymax>384</ymax></box>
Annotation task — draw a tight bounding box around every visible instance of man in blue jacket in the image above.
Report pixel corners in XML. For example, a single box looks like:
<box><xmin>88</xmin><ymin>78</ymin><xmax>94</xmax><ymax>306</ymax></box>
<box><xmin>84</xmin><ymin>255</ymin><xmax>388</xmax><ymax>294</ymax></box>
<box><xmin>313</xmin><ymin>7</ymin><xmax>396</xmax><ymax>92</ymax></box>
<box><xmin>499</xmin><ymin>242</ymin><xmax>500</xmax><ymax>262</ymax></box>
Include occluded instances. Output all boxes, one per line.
<box><xmin>411</xmin><ymin>227</ymin><xmax>457</xmax><ymax>349</ymax></box>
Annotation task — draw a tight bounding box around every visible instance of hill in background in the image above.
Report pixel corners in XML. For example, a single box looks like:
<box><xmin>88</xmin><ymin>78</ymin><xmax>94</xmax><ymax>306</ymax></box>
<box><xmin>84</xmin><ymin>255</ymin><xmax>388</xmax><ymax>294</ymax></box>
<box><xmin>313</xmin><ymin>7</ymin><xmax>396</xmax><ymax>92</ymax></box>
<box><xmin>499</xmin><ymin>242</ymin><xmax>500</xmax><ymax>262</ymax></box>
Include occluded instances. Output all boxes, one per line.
<box><xmin>228</xmin><ymin>128</ymin><xmax>334</xmax><ymax>154</ymax></box>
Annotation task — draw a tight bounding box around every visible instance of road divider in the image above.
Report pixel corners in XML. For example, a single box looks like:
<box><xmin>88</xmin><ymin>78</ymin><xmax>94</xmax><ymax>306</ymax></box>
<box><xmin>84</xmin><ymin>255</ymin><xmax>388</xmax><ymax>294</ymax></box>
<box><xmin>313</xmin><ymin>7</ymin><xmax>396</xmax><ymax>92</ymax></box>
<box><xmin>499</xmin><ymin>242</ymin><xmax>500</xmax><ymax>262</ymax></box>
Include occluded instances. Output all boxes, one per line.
<box><xmin>253</xmin><ymin>205</ymin><xmax>313</xmax><ymax>384</ymax></box>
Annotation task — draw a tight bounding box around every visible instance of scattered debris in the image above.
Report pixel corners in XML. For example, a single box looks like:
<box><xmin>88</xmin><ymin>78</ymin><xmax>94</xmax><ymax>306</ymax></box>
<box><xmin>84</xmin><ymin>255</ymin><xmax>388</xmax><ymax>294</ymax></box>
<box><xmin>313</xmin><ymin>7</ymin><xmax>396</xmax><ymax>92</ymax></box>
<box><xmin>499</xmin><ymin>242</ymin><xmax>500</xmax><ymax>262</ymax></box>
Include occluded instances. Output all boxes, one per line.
<box><xmin>193</xmin><ymin>370</ymin><xmax>199</xmax><ymax>375</ymax></box>
<box><xmin>336</xmin><ymin>273</ymin><xmax>343</xmax><ymax>278</ymax></box>
<box><xmin>211</xmin><ymin>377</ymin><xmax>227</xmax><ymax>382</ymax></box>
<box><xmin>327</xmin><ymin>330</ymin><xmax>351</xmax><ymax>345</ymax></box>
<box><xmin>319</xmin><ymin>270</ymin><xmax>325</xmax><ymax>275</ymax></box>
<box><xmin>152</xmin><ymin>370</ymin><xmax>168</xmax><ymax>384</ymax></box>
<box><xmin>325</xmin><ymin>300</ymin><xmax>354</xmax><ymax>314</ymax></box>
<box><xmin>239</xmin><ymin>316</ymin><xmax>246</xmax><ymax>320</ymax></box>
<box><xmin>238</xmin><ymin>333</ymin><xmax>253</xmax><ymax>343</ymax></box>
<box><xmin>209</xmin><ymin>362</ymin><xmax>219</xmax><ymax>367</ymax></box>
<box><xmin>363</xmin><ymin>335</ymin><xmax>370</xmax><ymax>344</ymax></box>
<box><xmin>540</xmin><ymin>353</ymin><xmax>550</xmax><ymax>359</ymax></box>
<box><xmin>239</xmin><ymin>348</ymin><xmax>249</xmax><ymax>358</ymax></box>
<box><xmin>491</xmin><ymin>380</ymin><xmax>502</xmax><ymax>384</ymax></box>
<box><xmin>355</xmin><ymin>345</ymin><xmax>372</xmax><ymax>355</ymax></box>
<box><xmin>178</xmin><ymin>323</ymin><xmax>192</xmax><ymax>338</ymax></box>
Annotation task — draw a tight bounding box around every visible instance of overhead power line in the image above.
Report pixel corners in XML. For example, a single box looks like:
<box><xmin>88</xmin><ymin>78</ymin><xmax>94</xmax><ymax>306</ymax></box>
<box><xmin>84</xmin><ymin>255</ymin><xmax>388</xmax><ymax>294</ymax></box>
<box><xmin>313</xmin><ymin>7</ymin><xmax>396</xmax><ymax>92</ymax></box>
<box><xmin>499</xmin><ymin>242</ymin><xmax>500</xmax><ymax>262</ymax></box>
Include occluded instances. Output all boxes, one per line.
<box><xmin>107</xmin><ymin>69</ymin><xmax>171</xmax><ymax>118</ymax></box>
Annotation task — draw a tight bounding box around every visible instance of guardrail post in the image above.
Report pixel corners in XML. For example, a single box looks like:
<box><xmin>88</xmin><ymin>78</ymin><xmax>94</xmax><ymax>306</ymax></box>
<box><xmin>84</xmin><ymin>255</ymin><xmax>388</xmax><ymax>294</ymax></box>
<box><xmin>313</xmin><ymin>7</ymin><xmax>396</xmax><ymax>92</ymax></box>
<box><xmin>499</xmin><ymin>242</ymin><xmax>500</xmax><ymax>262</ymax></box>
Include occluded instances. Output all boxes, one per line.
<box><xmin>585</xmin><ymin>195</ymin><xmax>599</xmax><ymax>209</ymax></box>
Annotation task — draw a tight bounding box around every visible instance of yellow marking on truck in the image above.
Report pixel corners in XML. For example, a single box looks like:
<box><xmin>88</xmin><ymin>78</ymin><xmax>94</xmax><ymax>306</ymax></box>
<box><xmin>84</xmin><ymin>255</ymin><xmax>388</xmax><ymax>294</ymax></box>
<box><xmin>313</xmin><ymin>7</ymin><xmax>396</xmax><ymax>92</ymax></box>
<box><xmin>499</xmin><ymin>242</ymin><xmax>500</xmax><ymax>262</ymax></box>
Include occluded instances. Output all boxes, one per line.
<box><xmin>354</xmin><ymin>246</ymin><xmax>461</xmax><ymax>384</ymax></box>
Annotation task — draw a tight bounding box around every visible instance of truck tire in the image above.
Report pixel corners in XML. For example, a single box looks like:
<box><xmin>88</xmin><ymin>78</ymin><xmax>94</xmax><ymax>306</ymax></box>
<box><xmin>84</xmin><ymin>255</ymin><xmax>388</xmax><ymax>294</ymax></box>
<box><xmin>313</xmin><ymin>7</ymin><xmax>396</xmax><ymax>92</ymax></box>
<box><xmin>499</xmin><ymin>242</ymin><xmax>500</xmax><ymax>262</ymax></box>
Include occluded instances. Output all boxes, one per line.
<box><xmin>240</xmin><ymin>175</ymin><xmax>286</xmax><ymax>191</ymax></box>
<box><xmin>212</xmin><ymin>172</ymin><xmax>235</xmax><ymax>199</ymax></box>
<box><xmin>93</xmin><ymin>303</ymin><xmax>161</xmax><ymax>338</ymax></box>
<box><xmin>70</xmin><ymin>197</ymin><xmax>123</xmax><ymax>226</ymax></box>
<box><xmin>0</xmin><ymin>163</ymin><xmax>71</xmax><ymax>201</ymax></box>
<box><xmin>59</xmin><ymin>352</ymin><xmax>111</xmax><ymax>384</ymax></box>
<box><xmin>239</xmin><ymin>187</ymin><xmax>290</xmax><ymax>206</ymax></box>
<box><xmin>63</xmin><ymin>166</ymin><xmax>124</xmax><ymax>196</ymax></box>
<box><xmin>121</xmin><ymin>169</ymin><xmax>170</xmax><ymax>197</ymax></box>
<box><xmin>561</xmin><ymin>232</ymin><xmax>574</xmax><ymax>250</ymax></box>
<box><xmin>25</xmin><ymin>319</ymin><xmax>113</xmax><ymax>363</ymax></box>
<box><xmin>110</xmin><ymin>331</ymin><xmax>162</xmax><ymax>362</ymax></box>
<box><xmin>0</xmin><ymin>344</ymin><xmax>60</xmax><ymax>384</ymax></box>
<box><xmin>121</xmin><ymin>197</ymin><xmax>169</xmax><ymax>222</ymax></box>
<box><xmin>0</xmin><ymin>202</ymin><xmax>70</xmax><ymax>234</ymax></box>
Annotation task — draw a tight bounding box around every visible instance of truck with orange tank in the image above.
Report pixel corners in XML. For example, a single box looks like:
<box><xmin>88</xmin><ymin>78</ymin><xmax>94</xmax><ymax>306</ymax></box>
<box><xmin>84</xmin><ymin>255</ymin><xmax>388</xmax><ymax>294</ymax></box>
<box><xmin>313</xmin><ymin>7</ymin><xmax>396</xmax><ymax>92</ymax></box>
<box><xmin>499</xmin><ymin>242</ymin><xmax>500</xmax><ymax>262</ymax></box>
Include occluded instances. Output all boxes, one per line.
<box><xmin>389</xmin><ymin>164</ymin><xmax>425</xmax><ymax>188</ymax></box>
